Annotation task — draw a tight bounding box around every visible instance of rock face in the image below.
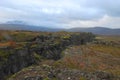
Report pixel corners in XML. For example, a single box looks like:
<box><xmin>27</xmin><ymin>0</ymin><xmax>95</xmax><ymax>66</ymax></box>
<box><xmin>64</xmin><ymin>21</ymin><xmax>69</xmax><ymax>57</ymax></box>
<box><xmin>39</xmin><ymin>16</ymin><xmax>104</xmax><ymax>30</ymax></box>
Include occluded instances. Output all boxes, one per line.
<box><xmin>0</xmin><ymin>32</ymin><xmax>95</xmax><ymax>80</ymax></box>
<box><xmin>0</xmin><ymin>48</ymin><xmax>36</xmax><ymax>80</ymax></box>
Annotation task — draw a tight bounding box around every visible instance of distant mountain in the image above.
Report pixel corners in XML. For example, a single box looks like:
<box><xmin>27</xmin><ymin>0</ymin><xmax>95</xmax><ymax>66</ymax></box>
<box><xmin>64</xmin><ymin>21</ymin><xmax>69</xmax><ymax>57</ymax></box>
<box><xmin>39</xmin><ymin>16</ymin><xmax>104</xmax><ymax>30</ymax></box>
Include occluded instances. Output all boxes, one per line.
<box><xmin>68</xmin><ymin>27</ymin><xmax>120</xmax><ymax>35</ymax></box>
<box><xmin>6</xmin><ymin>20</ymin><xmax>26</xmax><ymax>25</ymax></box>
<box><xmin>0</xmin><ymin>24</ymin><xmax>62</xmax><ymax>32</ymax></box>
<box><xmin>0</xmin><ymin>23</ymin><xmax>120</xmax><ymax>35</ymax></box>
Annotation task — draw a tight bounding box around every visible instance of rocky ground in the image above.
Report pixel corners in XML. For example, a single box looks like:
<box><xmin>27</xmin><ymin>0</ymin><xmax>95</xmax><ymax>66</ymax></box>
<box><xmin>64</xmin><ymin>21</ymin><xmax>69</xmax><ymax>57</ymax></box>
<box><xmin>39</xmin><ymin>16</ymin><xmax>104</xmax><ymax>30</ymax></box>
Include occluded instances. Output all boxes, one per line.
<box><xmin>8</xmin><ymin>63</ymin><xmax>114</xmax><ymax>80</ymax></box>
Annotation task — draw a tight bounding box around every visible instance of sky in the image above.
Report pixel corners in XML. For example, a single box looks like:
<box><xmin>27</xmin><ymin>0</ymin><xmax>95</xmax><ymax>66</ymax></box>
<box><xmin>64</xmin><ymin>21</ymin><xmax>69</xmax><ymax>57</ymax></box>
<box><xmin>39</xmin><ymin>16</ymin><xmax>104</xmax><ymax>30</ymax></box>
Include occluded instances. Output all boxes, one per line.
<box><xmin>0</xmin><ymin>0</ymin><xmax>120</xmax><ymax>29</ymax></box>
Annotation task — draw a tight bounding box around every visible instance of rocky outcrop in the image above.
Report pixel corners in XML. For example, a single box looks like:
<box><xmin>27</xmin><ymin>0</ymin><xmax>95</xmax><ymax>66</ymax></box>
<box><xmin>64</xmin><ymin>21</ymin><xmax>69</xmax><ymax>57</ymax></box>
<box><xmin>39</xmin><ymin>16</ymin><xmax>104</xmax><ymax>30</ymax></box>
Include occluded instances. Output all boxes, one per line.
<box><xmin>0</xmin><ymin>32</ymin><xmax>95</xmax><ymax>80</ymax></box>
<box><xmin>0</xmin><ymin>47</ymin><xmax>36</xmax><ymax>80</ymax></box>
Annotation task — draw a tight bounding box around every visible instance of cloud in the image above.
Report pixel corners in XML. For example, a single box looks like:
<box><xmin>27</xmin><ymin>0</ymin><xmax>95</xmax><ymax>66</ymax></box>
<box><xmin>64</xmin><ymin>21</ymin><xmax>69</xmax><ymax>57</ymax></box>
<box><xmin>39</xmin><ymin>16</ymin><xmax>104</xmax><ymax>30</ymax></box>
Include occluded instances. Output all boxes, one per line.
<box><xmin>66</xmin><ymin>15</ymin><xmax>120</xmax><ymax>28</ymax></box>
<box><xmin>81</xmin><ymin>0</ymin><xmax>120</xmax><ymax>17</ymax></box>
<box><xmin>0</xmin><ymin>0</ymin><xmax>120</xmax><ymax>28</ymax></box>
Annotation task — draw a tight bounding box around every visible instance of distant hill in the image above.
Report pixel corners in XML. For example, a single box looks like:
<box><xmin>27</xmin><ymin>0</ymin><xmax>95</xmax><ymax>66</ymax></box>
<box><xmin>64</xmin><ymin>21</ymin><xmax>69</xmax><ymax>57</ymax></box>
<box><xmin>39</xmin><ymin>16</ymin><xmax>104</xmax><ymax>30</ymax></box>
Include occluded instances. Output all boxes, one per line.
<box><xmin>6</xmin><ymin>20</ymin><xmax>26</xmax><ymax>25</ymax></box>
<box><xmin>0</xmin><ymin>24</ymin><xmax>62</xmax><ymax>32</ymax></box>
<box><xmin>0</xmin><ymin>23</ymin><xmax>120</xmax><ymax>35</ymax></box>
<box><xmin>68</xmin><ymin>27</ymin><xmax>120</xmax><ymax>35</ymax></box>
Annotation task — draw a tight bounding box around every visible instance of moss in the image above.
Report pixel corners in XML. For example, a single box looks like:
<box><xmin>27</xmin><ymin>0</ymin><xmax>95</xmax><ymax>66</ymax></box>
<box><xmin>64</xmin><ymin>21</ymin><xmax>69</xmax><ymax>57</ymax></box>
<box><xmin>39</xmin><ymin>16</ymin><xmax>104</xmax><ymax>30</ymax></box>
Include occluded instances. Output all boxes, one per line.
<box><xmin>79</xmin><ymin>77</ymin><xmax>87</xmax><ymax>80</ymax></box>
<box><xmin>15</xmin><ymin>47</ymin><xmax>24</xmax><ymax>50</ymax></box>
<box><xmin>33</xmin><ymin>52</ymin><xmax>42</xmax><ymax>61</ymax></box>
<box><xmin>8</xmin><ymin>65</ymin><xmax>36</xmax><ymax>79</ymax></box>
<box><xmin>0</xmin><ymin>50</ymin><xmax>8</xmax><ymax>57</ymax></box>
<box><xmin>31</xmin><ymin>44</ymin><xmax>38</xmax><ymax>48</ymax></box>
<box><xmin>61</xmin><ymin>35</ymin><xmax>71</xmax><ymax>40</ymax></box>
<box><xmin>52</xmin><ymin>78</ymin><xmax>58</xmax><ymax>80</ymax></box>
<box><xmin>0</xmin><ymin>49</ymin><xmax>14</xmax><ymax>65</ymax></box>
<box><xmin>43</xmin><ymin>77</ymin><xmax>57</xmax><ymax>80</ymax></box>
<box><xmin>43</xmin><ymin>77</ymin><xmax>49</xmax><ymax>80</ymax></box>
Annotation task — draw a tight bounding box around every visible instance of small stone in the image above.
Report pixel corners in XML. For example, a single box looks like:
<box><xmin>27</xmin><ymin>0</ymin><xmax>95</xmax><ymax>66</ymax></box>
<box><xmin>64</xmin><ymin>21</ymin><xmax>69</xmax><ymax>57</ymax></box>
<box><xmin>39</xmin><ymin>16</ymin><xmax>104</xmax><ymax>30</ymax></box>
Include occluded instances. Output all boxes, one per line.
<box><xmin>68</xmin><ymin>77</ymin><xmax>71</xmax><ymax>79</ymax></box>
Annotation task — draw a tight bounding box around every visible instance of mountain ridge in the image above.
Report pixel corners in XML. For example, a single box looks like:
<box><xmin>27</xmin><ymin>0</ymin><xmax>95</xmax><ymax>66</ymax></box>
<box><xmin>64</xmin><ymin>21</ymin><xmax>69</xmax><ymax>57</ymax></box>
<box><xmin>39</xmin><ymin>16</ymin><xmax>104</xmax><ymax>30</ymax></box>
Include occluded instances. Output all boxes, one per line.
<box><xmin>0</xmin><ymin>24</ymin><xmax>62</xmax><ymax>32</ymax></box>
<box><xmin>68</xmin><ymin>27</ymin><xmax>120</xmax><ymax>35</ymax></box>
<box><xmin>0</xmin><ymin>23</ymin><xmax>120</xmax><ymax>35</ymax></box>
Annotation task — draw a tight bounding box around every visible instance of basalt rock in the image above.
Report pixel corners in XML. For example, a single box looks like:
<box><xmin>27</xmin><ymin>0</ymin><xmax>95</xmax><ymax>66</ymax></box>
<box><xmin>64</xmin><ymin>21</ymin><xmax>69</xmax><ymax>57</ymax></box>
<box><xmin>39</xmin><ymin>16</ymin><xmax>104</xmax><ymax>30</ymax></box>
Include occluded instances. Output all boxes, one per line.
<box><xmin>0</xmin><ymin>48</ymin><xmax>36</xmax><ymax>80</ymax></box>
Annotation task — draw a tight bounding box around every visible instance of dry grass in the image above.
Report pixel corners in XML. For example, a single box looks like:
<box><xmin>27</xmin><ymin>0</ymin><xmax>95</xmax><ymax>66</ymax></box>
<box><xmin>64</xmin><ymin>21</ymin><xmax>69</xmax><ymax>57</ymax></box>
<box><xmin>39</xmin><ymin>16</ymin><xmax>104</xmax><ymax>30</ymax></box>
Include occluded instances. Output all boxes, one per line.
<box><xmin>96</xmin><ymin>35</ymin><xmax>120</xmax><ymax>42</ymax></box>
<box><xmin>56</xmin><ymin>44</ymin><xmax>120</xmax><ymax>76</ymax></box>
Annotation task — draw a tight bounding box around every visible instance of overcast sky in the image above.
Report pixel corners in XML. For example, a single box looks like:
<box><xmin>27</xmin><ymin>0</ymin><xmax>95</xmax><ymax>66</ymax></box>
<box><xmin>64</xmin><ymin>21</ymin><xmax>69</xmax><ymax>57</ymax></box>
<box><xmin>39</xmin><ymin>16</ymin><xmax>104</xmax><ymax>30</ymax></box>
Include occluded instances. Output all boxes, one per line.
<box><xmin>0</xmin><ymin>0</ymin><xmax>120</xmax><ymax>28</ymax></box>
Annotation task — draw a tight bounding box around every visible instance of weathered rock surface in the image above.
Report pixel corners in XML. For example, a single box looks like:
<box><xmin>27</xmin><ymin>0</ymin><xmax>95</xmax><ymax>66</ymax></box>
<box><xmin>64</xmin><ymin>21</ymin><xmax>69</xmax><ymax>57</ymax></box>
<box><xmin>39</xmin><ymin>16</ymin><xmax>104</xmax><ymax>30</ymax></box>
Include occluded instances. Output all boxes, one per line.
<box><xmin>0</xmin><ymin>48</ymin><xmax>36</xmax><ymax>80</ymax></box>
